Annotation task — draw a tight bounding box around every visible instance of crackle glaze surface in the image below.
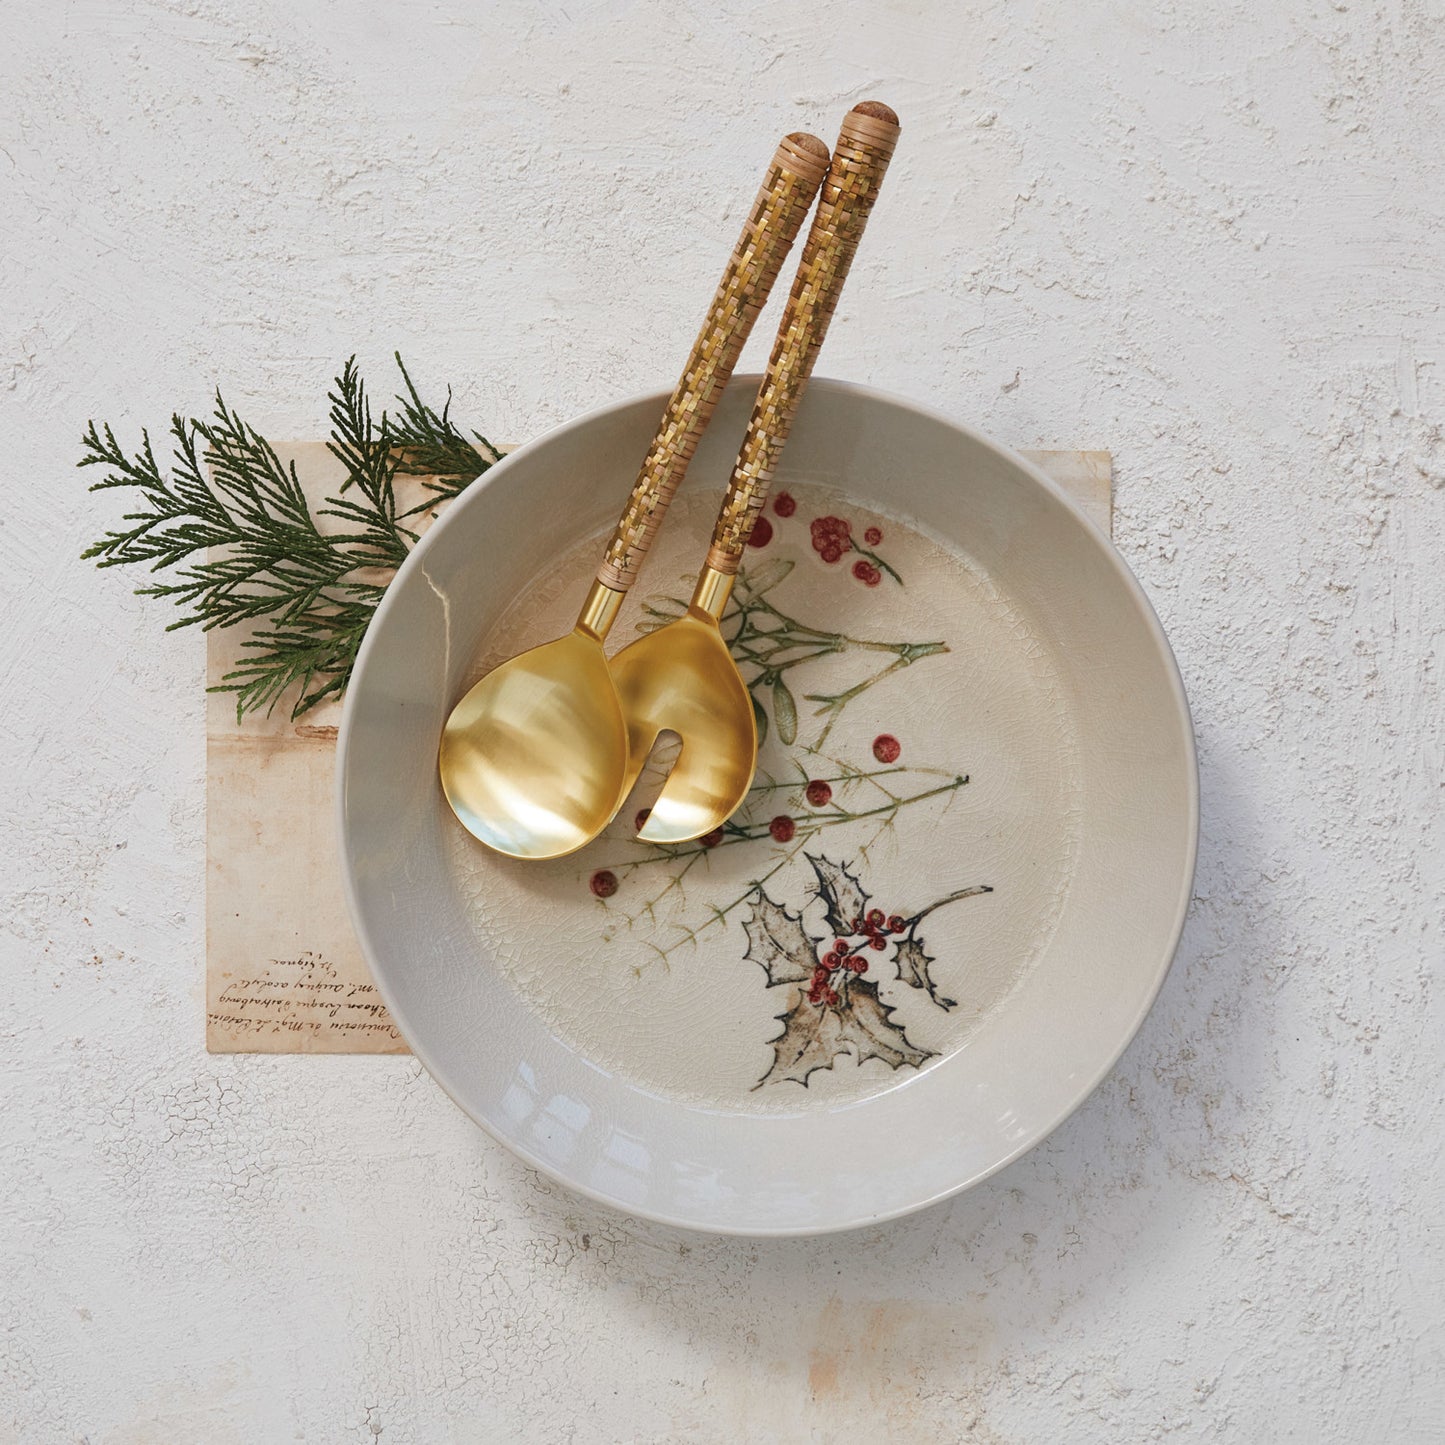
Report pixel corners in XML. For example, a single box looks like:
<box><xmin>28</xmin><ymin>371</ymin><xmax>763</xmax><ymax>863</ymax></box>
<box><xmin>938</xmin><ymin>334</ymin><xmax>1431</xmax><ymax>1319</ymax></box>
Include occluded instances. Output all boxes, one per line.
<box><xmin>4</xmin><ymin>0</ymin><xmax>1443</xmax><ymax>1439</ymax></box>
<box><xmin>451</xmin><ymin>482</ymin><xmax>1080</xmax><ymax>1109</ymax></box>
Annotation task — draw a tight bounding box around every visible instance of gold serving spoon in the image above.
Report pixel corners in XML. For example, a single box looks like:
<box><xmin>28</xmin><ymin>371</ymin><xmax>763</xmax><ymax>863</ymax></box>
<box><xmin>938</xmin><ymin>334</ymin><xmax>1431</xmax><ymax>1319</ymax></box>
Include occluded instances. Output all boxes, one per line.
<box><xmin>439</xmin><ymin>131</ymin><xmax>831</xmax><ymax>859</ymax></box>
<box><xmin>610</xmin><ymin>102</ymin><xmax>902</xmax><ymax>844</ymax></box>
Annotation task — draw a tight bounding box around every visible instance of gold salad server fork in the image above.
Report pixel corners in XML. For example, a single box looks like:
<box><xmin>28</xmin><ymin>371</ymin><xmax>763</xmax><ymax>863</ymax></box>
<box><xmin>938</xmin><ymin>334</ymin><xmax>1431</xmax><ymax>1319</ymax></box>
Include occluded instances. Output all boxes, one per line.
<box><xmin>609</xmin><ymin>102</ymin><xmax>901</xmax><ymax>844</ymax></box>
<box><xmin>439</xmin><ymin>131</ymin><xmax>830</xmax><ymax>859</ymax></box>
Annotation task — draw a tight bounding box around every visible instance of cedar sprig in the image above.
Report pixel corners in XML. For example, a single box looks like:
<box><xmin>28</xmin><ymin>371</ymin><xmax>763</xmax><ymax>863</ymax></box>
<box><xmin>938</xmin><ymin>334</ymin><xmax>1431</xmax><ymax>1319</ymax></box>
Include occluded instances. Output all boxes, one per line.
<box><xmin>80</xmin><ymin>355</ymin><xmax>496</xmax><ymax>720</ymax></box>
<box><xmin>387</xmin><ymin>353</ymin><xmax>502</xmax><ymax>508</ymax></box>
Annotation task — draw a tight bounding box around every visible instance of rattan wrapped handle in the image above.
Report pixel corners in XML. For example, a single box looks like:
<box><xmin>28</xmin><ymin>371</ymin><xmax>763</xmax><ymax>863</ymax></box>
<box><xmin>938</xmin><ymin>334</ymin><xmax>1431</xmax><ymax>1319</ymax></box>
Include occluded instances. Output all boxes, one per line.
<box><xmin>705</xmin><ymin>102</ymin><xmax>900</xmax><ymax>574</ymax></box>
<box><xmin>594</xmin><ymin>132</ymin><xmax>831</xmax><ymax>593</ymax></box>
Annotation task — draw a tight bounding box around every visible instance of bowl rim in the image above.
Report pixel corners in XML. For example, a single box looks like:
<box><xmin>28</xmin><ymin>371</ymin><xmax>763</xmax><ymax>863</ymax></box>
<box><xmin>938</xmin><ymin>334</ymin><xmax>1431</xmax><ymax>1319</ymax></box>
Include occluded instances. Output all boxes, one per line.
<box><xmin>337</xmin><ymin>375</ymin><xmax>1199</xmax><ymax>1236</ymax></box>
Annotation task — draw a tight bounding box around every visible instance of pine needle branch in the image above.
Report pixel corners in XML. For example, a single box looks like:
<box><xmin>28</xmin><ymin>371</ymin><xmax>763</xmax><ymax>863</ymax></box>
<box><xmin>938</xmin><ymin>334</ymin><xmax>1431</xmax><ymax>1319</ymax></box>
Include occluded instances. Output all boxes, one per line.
<box><xmin>387</xmin><ymin>352</ymin><xmax>500</xmax><ymax>510</ymax></box>
<box><xmin>80</xmin><ymin>355</ymin><xmax>498</xmax><ymax>721</ymax></box>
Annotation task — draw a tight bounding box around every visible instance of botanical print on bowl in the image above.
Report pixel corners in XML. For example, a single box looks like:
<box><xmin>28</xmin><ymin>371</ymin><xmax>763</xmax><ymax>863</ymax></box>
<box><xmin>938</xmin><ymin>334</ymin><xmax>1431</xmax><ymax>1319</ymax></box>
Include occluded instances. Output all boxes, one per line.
<box><xmin>449</xmin><ymin>482</ymin><xmax>1082</xmax><ymax>1112</ymax></box>
<box><xmin>635</xmin><ymin>548</ymin><xmax>938</xmax><ymax>754</ymax></box>
<box><xmin>579</xmin><ymin>524</ymin><xmax>993</xmax><ymax>1088</ymax></box>
<box><xmin>744</xmin><ymin>853</ymin><xmax>990</xmax><ymax>1088</ymax></box>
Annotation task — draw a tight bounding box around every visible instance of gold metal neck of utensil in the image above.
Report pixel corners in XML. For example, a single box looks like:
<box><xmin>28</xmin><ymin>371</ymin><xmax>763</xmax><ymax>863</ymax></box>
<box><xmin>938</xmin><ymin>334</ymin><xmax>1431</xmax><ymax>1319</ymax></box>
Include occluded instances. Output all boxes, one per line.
<box><xmin>575</xmin><ymin>580</ymin><xmax>626</xmax><ymax>641</ymax></box>
<box><xmin>689</xmin><ymin>565</ymin><xmax>736</xmax><ymax>621</ymax></box>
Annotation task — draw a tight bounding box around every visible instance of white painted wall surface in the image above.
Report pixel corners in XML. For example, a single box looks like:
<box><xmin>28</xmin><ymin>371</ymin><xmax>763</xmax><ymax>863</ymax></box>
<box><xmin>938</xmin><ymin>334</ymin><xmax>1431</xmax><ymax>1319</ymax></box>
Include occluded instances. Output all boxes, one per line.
<box><xmin>3</xmin><ymin>1</ymin><xmax>1443</xmax><ymax>1439</ymax></box>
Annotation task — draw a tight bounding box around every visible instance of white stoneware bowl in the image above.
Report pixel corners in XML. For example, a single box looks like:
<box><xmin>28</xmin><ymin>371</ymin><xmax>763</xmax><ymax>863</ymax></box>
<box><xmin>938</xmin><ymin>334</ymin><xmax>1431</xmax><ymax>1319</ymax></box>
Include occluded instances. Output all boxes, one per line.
<box><xmin>338</xmin><ymin>378</ymin><xmax>1197</xmax><ymax>1236</ymax></box>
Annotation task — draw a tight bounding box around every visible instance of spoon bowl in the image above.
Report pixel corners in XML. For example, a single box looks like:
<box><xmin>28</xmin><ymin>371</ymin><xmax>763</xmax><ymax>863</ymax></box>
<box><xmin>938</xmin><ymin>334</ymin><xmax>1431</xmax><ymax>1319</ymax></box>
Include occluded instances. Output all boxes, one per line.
<box><xmin>610</xmin><ymin>577</ymin><xmax>756</xmax><ymax>845</ymax></box>
<box><xmin>439</xmin><ymin>615</ymin><xmax>627</xmax><ymax>860</ymax></box>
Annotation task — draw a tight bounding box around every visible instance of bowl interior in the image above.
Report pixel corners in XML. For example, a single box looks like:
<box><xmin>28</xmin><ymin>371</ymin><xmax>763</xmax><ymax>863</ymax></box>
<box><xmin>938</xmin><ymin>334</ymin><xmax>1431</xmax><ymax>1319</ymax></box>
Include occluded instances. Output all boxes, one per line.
<box><xmin>338</xmin><ymin>378</ymin><xmax>1196</xmax><ymax>1235</ymax></box>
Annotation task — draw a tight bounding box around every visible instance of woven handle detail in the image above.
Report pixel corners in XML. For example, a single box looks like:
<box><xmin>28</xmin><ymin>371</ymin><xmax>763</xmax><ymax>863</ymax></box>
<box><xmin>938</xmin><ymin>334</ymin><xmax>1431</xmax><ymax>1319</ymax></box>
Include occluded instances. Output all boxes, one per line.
<box><xmin>705</xmin><ymin>104</ymin><xmax>900</xmax><ymax>574</ymax></box>
<box><xmin>595</xmin><ymin>133</ymin><xmax>830</xmax><ymax>592</ymax></box>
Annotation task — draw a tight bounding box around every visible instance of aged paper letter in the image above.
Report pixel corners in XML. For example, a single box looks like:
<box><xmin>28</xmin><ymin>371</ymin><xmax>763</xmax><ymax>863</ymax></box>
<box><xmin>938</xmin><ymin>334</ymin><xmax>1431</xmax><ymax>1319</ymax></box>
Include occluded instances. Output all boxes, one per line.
<box><xmin>205</xmin><ymin>444</ymin><xmax>406</xmax><ymax>1053</ymax></box>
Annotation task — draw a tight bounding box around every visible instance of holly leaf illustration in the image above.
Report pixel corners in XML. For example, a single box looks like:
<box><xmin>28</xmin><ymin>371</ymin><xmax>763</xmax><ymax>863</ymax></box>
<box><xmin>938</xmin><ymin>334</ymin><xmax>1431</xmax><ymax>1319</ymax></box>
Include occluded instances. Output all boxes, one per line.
<box><xmin>806</xmin><ymin>853</ymin><xmax>869</xmax><ymax>937</ymax></box>
<box><xmin>759</xmin><ymin>978</ymin><xmax>934</xmax><ymax>1087</ymax></box>
<box><xmin>759</xmin><ymin>995</ymin><xmax>849</xmax><ymax>1086</ymax></box>
<box><xmin>742</xmin><ymin>890</ymin><xmax>821</xmax><ymax>987</ymax></box>
<box><xmin>836</xmin><ymin>979</ymin><xmax>934</xmax><ymax>1071</ymax></box>
<box><xmin>895</xmin><ymin>936</ymin><xmax>956</xmax><ymax>1010</ymax></box>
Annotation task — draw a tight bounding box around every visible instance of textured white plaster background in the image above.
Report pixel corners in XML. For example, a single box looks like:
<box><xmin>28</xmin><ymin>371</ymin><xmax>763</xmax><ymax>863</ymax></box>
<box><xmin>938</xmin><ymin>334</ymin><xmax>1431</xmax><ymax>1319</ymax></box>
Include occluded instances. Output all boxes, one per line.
<box><xmin>2</xmin><ymin>0</ymin><xmax>1443</xmax><ymax>1440</ymax></box>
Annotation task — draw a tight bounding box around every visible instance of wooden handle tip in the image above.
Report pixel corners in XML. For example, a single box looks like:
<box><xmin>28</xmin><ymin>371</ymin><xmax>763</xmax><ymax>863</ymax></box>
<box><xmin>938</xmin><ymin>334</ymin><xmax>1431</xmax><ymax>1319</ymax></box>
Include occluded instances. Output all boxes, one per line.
<box><xmin>851</xmin><ymin>100</ymin><xmax>899</xmax><ymax>126</ymax></box>
<box><xmin>777</xmin><ymin>131</ymin><xmax>831</xmax><ymax>183</ymax></box>
<box><xmin>786</xmin><ymin>131</ymin><xmax>830</xmax><ymax>160</ymax></box>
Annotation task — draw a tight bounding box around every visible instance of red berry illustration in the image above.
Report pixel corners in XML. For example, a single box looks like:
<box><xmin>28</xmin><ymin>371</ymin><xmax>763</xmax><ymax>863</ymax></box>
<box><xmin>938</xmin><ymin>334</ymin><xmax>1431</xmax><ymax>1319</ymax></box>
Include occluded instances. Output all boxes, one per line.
<box><xmin>852</xmin><ymin>559</ymin><xmax>881</xmax><ymax>587</ymax></box>
<box><xmin>888</xmin><ymin>914</ymin><xmax>906</xmax><ymax>933</ymax></box>
<box><xmin>872</xmin><ymin>733</ymin><xmax>901</xmax><ymax>764</ymax></box>
<box><xmin>810</xmin><ymin>514</ymin><xmax>852</xmax><ymax>563</ymax></box>
<box><xmin>589</xmin><ymin>870</ymin><xmax>618</xmax><ymax>899</ymax></box>
<box><xmin>867</xmin><ymin>908</ymin><xmax>885</xmax><ymax>928</ymax></box>
<box><xmin>869</xmin><ymin>935</ymin><xmax>887</xmax><ymax>950</ymax></box>
<box><xmin>748</xmin><ymin>516</ymin><xmax>774</xmax><ymax>548</ymax></box>
<box><xmin>700</xmin><ymin>828</ymin><xmax>724</xmax><ymax>848</ymax></box>
<box><xmin>808</xmin><ymin>971</ymin><xmax>839</xmax><ymax>1007</ymax></box>
<box><xmin>634</xmin><ymin>807</ymin><xmax>650</xmax><ymax>831</ymax></box>
<box><xmin>864</xmin><ymin>525</ymin><xmax>883</xmax><ymax>546</ymax></box>
<box><xmin>834</xmin><ymin>939</ymin><xmax>850</xmax><ymax>953</ymax></box>
<box><xmin>823</xmin><ymin>951</ymin><xmax>841</xmax><ymax>971</ymax></box>
<box><xmin>850</xmin><ymin>956</ymin><xmax>869</xmax><ymax>973</ymax></box>
<box><xmin>774</xmin><ymin>492</ymin><xmax>797</xmax><ymax>518</ymax></box>
<box><xmin>805</xmin><ymin>779</ymin><xmax>833</xmax><ymax>807</ymax></box>
<box><xmin>769</xmin><ymin>815</ymin><xmax>796</xmax><ymax>843</ymax></box>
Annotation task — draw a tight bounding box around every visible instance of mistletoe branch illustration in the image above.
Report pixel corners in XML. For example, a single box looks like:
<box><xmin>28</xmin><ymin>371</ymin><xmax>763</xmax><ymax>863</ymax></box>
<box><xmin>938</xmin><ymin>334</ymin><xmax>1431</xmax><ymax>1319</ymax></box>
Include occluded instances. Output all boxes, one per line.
<box><xmin>637</xmin><ymin>559</ymin><xmax>947</xmax><ymax>750</ymax></box>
